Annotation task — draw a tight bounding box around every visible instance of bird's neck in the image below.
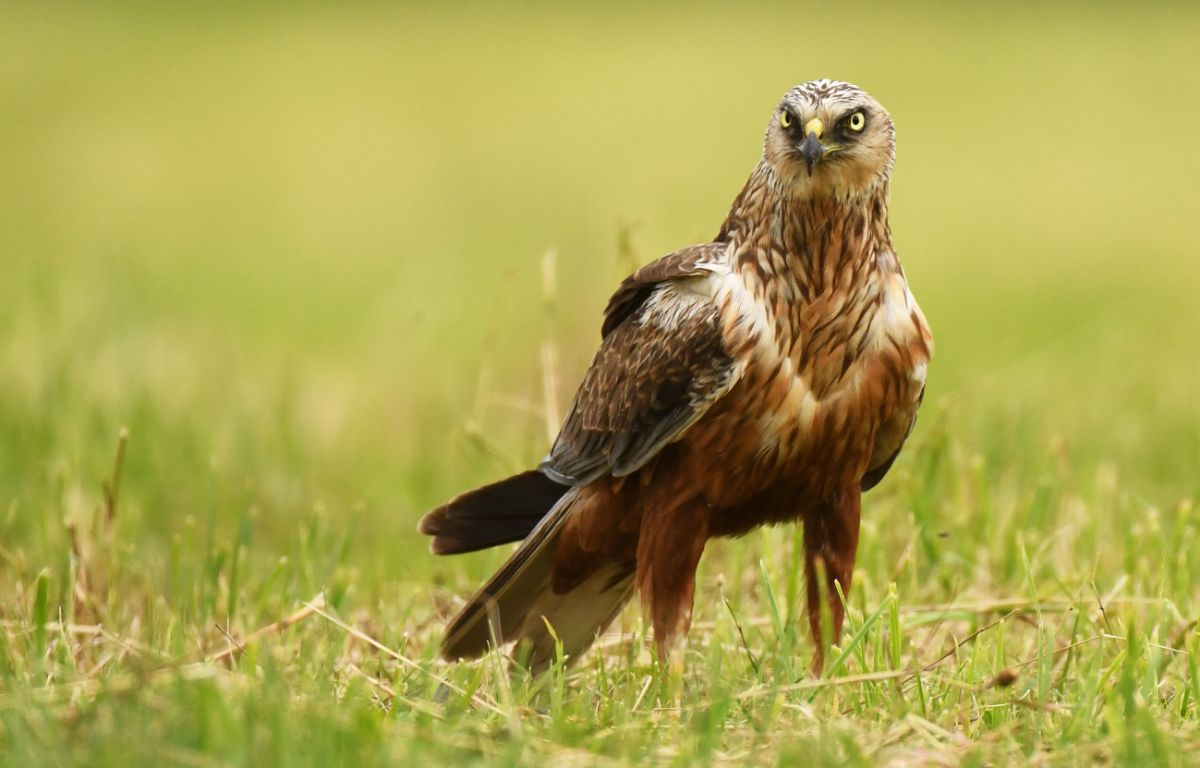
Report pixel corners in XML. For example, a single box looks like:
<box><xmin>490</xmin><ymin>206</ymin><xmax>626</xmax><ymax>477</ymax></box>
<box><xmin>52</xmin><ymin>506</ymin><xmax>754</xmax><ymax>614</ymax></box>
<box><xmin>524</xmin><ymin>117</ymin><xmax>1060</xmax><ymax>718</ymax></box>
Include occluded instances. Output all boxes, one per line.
<box><xmin>718</xmin><ymin>163</ymin><xmax>895</xmax><ymax>298</ymax></box>
<box><xmin>716</xmin><ymin>165</ymin><xmax>900</xmax><ymax>391</ymax></box>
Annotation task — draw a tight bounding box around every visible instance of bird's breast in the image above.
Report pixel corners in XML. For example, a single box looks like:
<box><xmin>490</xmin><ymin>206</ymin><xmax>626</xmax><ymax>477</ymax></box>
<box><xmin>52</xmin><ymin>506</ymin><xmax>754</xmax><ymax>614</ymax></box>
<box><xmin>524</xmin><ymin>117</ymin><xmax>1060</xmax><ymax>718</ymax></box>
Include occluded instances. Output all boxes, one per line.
<box><xmin>699</xmin><ymin>258</ymin><xmax>930</xmax><ymax>496</ymax></box>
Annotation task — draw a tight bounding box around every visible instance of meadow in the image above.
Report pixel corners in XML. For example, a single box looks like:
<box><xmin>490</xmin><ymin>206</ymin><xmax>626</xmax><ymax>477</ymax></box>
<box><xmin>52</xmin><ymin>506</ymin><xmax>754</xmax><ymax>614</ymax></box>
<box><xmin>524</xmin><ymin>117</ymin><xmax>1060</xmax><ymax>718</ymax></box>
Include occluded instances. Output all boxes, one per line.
<box><xmin>2</xmin><ymin>2</ymin><xmax>1199</xmax><ymax>765</ymax></box>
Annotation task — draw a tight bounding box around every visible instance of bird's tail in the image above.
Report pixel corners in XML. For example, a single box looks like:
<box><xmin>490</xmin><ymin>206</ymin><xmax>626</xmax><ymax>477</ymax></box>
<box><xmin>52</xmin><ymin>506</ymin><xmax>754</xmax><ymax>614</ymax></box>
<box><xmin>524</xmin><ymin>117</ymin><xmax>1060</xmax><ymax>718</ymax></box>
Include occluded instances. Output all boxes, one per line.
<box><xmin>429</xmin><ymin>486</ymin><xmax>635</xmax><ymax>670</ymax></box>
<box><xmin>418</xmin><ymin>470</ymin><xmax>568</xmax><ymax>555</ymax></box>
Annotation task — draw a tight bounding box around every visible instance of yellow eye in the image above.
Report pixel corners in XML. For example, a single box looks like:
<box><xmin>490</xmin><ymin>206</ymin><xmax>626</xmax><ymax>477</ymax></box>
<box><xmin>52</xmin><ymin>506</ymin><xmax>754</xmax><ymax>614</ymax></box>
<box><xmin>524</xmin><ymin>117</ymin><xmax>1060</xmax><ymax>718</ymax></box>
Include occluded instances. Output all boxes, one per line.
<box><xmin>779</xmin><ymin>110</ymin><xmax>793</xmax><ymax>129</ymax></box>
<box><xmin>847</xmin><ymin>111</ymin><xmax>866</xmax><ymax>132</ymax></box>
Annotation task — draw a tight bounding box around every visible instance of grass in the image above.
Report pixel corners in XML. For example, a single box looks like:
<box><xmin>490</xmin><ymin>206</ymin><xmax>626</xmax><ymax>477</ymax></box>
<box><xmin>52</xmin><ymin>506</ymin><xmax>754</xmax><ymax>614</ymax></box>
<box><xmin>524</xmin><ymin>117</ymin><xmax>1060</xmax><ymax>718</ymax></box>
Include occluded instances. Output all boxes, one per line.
<box><xmin>2</xmin><ymin>2</ymin><xmax>1200</xmax><ymax>765</ymax></box>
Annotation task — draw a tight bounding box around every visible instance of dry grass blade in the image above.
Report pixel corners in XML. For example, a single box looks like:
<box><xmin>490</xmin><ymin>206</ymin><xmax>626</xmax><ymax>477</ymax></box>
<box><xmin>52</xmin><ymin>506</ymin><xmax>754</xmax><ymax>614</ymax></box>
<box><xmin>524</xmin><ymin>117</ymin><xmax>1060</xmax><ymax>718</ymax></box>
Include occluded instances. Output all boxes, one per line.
<box><xmin>735</xmin><ymin>669</ymin><xmax>911</xmax><ymax>700</ymax></box>
<box><xmin>540</xmin><ymin>248</ymin><xmax>562</xmax><ymax>446</ymax></box>
<box><xmin>102</xmin><ymin>426</ymin><xmax>129</xmax><ymax>524</ymax></box>
<box><xmin>345</xmin><ymin>663</ymin><xmax>447</xmax><ymax>720</ymax></box>
<box><xmin>206</xmin><ymin>592</ymin><xmax>326</xmax><ymax>664</ymax></box>
<box><xmin>303</xmin><ymin>599</ymin><xmax>506</xmax><ymax>717</ymax></box>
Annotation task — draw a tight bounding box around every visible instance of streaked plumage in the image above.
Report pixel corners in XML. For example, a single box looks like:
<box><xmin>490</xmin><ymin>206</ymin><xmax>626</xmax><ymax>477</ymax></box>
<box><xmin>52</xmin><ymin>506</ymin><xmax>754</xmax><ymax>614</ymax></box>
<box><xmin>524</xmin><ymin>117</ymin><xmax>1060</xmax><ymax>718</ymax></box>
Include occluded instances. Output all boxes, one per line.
<box><xmin>420</xmin><ymin>80</ymin><xmax>933</xmax><ymax>671</ymax></box>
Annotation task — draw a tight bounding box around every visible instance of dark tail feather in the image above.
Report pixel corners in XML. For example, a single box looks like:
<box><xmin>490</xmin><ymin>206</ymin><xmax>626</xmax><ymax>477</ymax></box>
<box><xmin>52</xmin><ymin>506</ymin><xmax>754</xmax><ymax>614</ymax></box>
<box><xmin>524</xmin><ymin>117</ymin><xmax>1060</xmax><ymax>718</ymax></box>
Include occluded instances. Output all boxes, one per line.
<box><xmin>418</xmin><ymin>469</ymin><xmax>568</xmax><ymax>555</ymax></box>
<box><xmin>438</xmin><ymin>491</ymin><xmax>635</xmax><ymax>670</ymax></box>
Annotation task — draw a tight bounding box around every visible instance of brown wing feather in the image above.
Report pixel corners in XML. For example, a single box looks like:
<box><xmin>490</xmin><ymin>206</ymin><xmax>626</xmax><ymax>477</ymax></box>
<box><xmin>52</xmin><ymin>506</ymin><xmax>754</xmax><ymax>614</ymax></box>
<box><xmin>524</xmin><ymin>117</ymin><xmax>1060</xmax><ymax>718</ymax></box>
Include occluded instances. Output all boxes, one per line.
<box><xmin>601</xmin><ymin>243</ymin><xmax>727</xmax><ymax>338</ymax></box>
<box><xmin>543</xmin><ymin>243</ymin><xmax>739</xmax><ymax>485</ymax></box>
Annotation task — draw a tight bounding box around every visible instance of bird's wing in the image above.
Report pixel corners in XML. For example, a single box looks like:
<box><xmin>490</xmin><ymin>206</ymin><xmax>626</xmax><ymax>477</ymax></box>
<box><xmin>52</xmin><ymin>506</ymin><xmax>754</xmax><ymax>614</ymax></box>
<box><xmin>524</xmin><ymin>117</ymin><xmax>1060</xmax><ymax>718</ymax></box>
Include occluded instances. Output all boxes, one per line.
<box><xmin>601</xmin><ymin>242</ymin><xmax>727</xmax><ymax>338</ymax></box>
<box><xmin>542</xmin><ymin>242</ymin><xmax>740</xmax><ymax>485</ymax></box>
<box><xmin>861</xmin><ymin>278</ymin><xmax>933</xmax><ymax>492</ymax></box>
<box><xmin>860</xmin><ymin>384</ymin><xmax>923</xmax><ymax>491</ymax></box>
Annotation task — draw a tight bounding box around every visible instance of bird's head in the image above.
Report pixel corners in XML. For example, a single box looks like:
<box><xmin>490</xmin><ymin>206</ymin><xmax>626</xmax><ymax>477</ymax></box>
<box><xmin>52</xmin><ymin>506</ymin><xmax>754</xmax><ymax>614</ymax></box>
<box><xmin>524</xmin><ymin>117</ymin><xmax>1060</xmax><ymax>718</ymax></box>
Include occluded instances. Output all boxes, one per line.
<box><xmin>764</xmin><ymin>80</ymin><xmax>895</xmax><ymax>198</ymax></box>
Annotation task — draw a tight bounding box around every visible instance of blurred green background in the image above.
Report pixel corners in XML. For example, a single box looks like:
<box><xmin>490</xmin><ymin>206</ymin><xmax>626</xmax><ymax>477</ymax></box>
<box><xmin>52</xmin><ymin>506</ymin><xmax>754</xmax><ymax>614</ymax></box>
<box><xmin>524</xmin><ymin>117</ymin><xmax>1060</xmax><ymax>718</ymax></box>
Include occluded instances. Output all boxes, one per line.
<box><xmin>2</xmin><ymin>1</ymin><xmax>1198</xmax><ymax>611</ymax></box>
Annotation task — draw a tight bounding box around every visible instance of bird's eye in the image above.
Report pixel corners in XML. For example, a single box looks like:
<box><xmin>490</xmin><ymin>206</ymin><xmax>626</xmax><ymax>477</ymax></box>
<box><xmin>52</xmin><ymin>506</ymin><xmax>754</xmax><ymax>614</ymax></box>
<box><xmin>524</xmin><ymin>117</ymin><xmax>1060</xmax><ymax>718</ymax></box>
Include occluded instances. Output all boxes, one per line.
<box><xmin>846</xmin><ymin>111</ymin><xmax>866</xmax><ymax>132</ymax></box>
<box><xmin>779</xmin><ymin>110</ymin><xmax>793</xmax><ymax>129</ymax></box>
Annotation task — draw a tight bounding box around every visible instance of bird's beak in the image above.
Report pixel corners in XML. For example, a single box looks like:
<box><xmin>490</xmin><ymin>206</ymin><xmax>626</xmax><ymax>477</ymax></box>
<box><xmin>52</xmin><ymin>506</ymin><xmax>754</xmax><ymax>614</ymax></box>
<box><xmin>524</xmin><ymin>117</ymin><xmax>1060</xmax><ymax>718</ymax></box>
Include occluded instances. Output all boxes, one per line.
<box><xmin>800</xmin><ymin>118</ymin><xmax>826</xmax><ymax>176</ymax></box>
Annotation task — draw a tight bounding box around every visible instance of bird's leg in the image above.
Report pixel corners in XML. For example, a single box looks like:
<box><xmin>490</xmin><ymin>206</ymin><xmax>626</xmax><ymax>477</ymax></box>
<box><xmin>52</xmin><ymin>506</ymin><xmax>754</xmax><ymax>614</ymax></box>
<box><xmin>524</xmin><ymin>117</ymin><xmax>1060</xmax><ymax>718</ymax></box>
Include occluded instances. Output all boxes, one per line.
<box><xmin>802</xmin><ymin>491</ymin><xmax>861</xmax><ymax>673</ymax></box>
<box><xmin>635</xmin><ymin>498</ymin><xmax>710</xmax><ymax>664</ymax></box>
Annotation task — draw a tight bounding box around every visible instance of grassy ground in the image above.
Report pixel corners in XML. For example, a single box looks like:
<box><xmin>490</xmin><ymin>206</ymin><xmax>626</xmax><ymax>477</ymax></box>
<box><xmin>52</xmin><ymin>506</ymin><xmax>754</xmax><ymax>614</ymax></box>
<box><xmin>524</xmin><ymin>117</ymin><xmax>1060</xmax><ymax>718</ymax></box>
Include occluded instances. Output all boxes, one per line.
<box><xmin>3</xmin><ymin>2</ymin><xmax>1200</xmax><ymax>765</ymax></box>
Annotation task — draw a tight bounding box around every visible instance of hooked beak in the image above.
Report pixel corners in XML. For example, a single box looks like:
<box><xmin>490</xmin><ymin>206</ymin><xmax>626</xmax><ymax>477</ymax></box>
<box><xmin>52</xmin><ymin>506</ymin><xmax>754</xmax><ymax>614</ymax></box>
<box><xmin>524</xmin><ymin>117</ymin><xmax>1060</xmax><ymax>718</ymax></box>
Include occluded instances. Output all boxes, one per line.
<box><xmin>799</xmin><ymin>118</ymin><xmax>827</xmax><ymax>176</ymax></box>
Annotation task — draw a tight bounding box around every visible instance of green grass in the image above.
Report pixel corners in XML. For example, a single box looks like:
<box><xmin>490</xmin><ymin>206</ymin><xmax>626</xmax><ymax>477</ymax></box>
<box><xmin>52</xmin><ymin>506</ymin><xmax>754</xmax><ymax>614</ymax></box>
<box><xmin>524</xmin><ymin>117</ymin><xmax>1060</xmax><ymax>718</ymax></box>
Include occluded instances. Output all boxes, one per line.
<box><xmin>3</xmin><ymin>2</ymin><xmax>1200</xmax><ymax>765</ymax></box>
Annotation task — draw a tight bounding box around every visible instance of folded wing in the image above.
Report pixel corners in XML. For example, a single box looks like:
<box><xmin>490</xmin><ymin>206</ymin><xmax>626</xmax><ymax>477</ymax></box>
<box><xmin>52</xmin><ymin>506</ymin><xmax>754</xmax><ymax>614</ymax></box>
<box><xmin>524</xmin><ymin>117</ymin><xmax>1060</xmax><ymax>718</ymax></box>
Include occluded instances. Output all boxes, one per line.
<box><xmin>542</xmin><ymin>242</ymin><xmax>741</xmax><ymax>485</ymax></box>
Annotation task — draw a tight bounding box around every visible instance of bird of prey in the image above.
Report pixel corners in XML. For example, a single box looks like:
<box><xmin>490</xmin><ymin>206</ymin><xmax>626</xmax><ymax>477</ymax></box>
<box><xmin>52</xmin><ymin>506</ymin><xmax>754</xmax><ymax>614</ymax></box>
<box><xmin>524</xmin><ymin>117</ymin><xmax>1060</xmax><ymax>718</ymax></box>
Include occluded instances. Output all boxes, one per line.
<box><xmin>420</xmin><ymin>79</ymin><xmax>933</xmax><ymax>671</ymax></box>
